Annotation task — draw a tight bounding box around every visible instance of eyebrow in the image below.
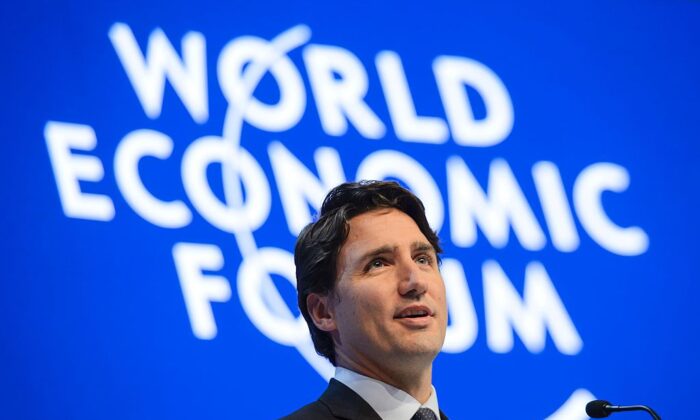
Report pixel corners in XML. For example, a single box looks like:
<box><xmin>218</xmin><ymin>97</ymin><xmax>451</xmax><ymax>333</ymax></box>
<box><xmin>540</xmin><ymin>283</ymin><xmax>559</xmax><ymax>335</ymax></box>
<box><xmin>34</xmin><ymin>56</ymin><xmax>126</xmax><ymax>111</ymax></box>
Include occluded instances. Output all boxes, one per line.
<box><xmin>358</xmin><ymin>241</ymin><xmax>435</xmax><ymax>264</ymax></box>
<box><xmin>412</xmin><ymin>241</ymin><xmax>434</xmax><ymax>253</ymax></box>
<box><xmin>358</xmin><ymin>245</ymin><xmax>395</xmax><ymax>264</ymax></box>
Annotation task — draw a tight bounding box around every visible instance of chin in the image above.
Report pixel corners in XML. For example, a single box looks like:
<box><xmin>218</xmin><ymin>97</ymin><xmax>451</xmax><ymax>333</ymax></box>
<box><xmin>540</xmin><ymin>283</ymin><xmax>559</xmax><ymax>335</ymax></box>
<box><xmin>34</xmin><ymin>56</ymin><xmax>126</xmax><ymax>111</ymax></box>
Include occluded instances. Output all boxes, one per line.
<box><xmin>394</xmin><ymin>340</ymin><xmax>443</xmax><ymax>359</ymax></box>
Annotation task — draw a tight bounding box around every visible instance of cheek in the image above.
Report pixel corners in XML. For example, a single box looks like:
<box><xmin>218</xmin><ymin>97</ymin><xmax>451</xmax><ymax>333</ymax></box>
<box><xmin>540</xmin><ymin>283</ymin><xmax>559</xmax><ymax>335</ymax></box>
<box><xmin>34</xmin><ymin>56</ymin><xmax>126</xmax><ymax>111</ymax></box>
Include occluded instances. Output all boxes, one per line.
<box><xmin>349</xmin><ymin>289</ymin><xmax>380</xmax><ymax>316</ymax></box>
<box><xmin>438</xmin><ymin>280</ymin><xmax>447</xmax><ymax>299</ymax></box>
<box><xmin>433</xmin><ymin>277</ymin><xmax>448</xmax><ymax>305</ymax></box>
<box><xmin>343</xmin><ymin>286</ymin><xmax>389</xmax><ymax>324</ymax></box>
<box><xmin>334</xmin><ymin>286</ymin><xmax>367</xmax><ymax>323</ymax></box>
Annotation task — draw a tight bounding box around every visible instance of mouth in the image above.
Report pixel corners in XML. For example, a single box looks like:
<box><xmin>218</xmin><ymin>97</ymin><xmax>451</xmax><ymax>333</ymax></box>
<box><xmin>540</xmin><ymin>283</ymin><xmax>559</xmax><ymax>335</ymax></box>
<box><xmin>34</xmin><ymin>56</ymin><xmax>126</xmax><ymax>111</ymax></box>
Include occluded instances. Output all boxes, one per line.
<box><xmin>394</xmin><ymin>305</ymin><xmax>433</xmax><ymax>319</ymax></box>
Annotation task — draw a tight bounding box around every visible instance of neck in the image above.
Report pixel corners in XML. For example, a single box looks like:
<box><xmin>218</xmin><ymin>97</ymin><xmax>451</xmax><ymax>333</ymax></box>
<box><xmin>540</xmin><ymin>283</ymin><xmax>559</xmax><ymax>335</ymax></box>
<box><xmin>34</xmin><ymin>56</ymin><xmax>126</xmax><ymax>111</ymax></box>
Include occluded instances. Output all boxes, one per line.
<box><xmin>336</xmin><ymin>354</ymin><xmax>434</xmax><ymax>403</ymax></box>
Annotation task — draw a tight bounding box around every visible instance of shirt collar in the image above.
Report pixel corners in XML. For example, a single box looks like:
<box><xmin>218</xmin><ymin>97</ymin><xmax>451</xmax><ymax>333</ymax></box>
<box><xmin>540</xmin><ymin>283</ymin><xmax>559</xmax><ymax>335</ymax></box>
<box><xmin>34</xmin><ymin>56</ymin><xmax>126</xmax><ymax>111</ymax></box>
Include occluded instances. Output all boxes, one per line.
<box><xmin>334</xmin><ymin>367</ymin><xmax>440</xmax><ymax>420</ymax></box>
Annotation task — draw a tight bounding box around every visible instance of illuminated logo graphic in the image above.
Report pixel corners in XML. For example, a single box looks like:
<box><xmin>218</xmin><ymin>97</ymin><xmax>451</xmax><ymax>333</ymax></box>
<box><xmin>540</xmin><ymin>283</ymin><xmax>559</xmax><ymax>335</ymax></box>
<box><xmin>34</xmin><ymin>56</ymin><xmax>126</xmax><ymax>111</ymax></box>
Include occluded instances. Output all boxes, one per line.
<box><xmin>44</xmin><ymin>23</ymin><xmax>649</xmax><ymax>419</ymax></box>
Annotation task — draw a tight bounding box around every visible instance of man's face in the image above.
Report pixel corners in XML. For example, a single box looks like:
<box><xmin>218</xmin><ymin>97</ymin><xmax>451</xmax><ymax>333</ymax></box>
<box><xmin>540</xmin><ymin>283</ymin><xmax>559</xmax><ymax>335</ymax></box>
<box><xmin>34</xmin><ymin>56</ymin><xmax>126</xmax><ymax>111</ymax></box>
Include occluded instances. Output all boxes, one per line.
<box><xmin>328</xmin><ymin>208</ymin><xmax>447</xmax><ymax>371</ymax></box>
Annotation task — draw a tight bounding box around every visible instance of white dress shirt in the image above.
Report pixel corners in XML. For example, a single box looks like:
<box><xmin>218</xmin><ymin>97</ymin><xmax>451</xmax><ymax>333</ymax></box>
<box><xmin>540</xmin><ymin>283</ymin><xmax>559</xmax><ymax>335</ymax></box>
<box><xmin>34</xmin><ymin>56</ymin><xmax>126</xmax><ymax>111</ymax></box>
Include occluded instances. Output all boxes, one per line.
<box><xmin>334</xmin><ymin>367</ymin><xmax>441</xmax><ymax>420</ymax></box>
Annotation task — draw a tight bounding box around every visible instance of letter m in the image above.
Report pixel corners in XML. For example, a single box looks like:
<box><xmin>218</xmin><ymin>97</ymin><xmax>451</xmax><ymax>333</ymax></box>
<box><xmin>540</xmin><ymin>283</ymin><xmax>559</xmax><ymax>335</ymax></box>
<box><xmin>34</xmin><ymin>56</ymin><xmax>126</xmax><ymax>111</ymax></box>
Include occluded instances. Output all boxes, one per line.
<box><xmin>483</xmin><ymin>260</ymin><xmax>583</xmax><ymax>355</ymax></box>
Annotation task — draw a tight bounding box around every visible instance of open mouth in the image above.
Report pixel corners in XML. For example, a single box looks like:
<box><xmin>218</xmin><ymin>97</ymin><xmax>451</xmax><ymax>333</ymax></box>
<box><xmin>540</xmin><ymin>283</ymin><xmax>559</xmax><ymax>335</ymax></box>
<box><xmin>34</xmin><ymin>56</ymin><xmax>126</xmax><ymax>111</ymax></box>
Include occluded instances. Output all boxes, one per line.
<box><xmin>395</xmin><ymin>307</ymin><xmax>432</xmax><ymax>319</ymax></box>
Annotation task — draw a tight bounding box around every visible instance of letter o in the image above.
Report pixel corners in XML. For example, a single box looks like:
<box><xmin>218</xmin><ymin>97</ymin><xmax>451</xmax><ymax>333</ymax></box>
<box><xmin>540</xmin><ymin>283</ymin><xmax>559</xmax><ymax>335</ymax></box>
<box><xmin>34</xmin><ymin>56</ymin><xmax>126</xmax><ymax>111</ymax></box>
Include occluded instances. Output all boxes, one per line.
<box><xmin>218</xmin><ymin>36</ymin><xmax>306</xmax><ymax>132</ymax></box>
<box><xmin>237</xmin><ymin>247</ymin><xmax>308</xmax><ymax>346</ymax></box>
<box><xmin>356</xmin><ymin>149</ymin><xmax>445</xmax><ymax>231</ymax></box>
<box><xmin>182</xmin><ymin>136</ymin><xmax>271</xmax><ymax>233</ymax></box>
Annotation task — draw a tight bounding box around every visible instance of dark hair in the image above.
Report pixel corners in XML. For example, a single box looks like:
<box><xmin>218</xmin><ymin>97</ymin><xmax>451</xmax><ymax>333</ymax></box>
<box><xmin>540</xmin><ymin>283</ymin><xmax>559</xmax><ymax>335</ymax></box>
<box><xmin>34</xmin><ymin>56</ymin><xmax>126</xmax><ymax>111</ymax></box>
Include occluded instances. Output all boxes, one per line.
<box><xmin>294</xmin><ymin>180</ymin><xmax>442</xmax><ymax>365</ymax></box>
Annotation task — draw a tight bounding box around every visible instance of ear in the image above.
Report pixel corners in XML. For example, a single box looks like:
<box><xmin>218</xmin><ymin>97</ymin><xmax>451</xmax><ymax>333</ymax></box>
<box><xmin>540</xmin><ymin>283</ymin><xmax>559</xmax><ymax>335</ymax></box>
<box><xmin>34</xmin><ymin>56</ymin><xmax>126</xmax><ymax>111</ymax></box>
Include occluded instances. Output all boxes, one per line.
<box><xmin>306</xmin><ymin>293</ymin><xmax>337</xmax><ymax>332</ymax></box>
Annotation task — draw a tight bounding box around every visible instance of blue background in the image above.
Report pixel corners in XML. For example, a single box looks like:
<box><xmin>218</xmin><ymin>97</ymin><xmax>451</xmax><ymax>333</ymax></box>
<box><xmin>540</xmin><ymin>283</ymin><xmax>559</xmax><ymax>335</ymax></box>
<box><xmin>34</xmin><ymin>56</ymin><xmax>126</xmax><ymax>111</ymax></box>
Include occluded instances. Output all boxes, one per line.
<box><xmin>1</xmin><ymin>0</ymin><xmax>699</xmax><ymax>418</ymax></box>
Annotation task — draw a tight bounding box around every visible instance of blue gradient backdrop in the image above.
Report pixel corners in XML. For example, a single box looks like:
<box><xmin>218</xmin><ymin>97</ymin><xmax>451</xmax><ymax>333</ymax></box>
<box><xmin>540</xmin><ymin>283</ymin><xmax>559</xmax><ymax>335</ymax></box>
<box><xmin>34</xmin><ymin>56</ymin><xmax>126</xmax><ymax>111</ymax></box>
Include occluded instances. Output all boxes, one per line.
<box><xmin>1</xmin><ymin>1</ymin><xmax>699</xmax><ymax>418</ymax></box>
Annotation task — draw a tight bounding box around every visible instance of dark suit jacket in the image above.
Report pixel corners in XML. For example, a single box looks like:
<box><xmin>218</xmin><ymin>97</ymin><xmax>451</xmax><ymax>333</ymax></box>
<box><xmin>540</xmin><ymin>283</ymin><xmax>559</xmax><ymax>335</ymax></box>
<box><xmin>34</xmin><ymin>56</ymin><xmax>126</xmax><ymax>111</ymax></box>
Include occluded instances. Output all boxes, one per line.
<box><xmin>280</xmin><ymin>378</ymin><xmax>448</xmax><ymax>420</ymax></box>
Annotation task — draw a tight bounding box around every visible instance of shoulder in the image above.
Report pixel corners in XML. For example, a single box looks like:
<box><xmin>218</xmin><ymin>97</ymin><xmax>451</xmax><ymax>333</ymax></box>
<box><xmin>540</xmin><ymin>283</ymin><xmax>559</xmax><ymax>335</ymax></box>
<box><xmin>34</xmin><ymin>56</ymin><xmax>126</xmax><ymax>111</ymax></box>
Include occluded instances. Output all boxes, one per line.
<box><xmin>279</xmin><ymin>399</ymin><xmax>334</xmax><ymax>420</ymax></box>
<box><xmin>280</xmin><ymin>378</ymin><xmax>381</xmax><ymax>420</ymax></box>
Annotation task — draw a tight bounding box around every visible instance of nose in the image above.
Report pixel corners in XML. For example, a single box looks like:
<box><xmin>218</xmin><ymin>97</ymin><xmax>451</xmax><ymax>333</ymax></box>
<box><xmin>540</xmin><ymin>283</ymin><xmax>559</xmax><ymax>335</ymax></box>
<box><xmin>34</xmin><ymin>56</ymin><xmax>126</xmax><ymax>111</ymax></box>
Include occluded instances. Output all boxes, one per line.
<box><xmin>397</xmin><ymin>257</ymin><xmax>428</xmax><ymax>299</ymax></box>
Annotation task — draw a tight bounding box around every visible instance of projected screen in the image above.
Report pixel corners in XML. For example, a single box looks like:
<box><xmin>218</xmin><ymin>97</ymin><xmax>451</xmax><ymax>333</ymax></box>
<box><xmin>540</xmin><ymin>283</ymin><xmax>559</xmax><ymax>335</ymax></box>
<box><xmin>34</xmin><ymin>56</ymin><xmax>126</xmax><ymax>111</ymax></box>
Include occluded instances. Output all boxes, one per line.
<box><xmin>2</xmin><ymin>1</ymin><xmax>699</xmax><ymax>418</ymax></box>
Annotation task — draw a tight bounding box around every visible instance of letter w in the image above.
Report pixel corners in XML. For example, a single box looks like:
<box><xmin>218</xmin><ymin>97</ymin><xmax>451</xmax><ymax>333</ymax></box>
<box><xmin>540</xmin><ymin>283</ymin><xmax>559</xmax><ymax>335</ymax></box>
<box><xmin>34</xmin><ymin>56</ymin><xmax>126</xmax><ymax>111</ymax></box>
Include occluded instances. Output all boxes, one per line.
<box><xmin>109</xmin><ymin>23</ymin><xmax>208</xmax><ymax>123</ymax></box>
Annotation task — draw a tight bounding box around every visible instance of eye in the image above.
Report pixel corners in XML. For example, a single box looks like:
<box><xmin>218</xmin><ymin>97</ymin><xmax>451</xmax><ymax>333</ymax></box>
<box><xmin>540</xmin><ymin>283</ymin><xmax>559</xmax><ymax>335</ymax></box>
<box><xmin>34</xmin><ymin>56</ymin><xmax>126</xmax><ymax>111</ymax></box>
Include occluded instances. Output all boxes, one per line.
<box><xmin>415</xmin><ymin>254</ymin><xmax>433</xmax><ymax>265</ymax></box>
<box><xmin>366</xmin><ymin>258</ymin><xmax>386</xmax><ymax>271</ymax></box>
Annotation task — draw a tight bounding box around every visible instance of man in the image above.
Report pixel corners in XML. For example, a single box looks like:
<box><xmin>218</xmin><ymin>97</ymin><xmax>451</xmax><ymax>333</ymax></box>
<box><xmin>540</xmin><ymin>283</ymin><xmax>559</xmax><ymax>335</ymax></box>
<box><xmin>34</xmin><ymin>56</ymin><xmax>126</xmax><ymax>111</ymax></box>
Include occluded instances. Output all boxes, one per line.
<box><xmin>283</xmin><ymin>180</ymin><xmax>448</xmax><ymax>420</ymax></box>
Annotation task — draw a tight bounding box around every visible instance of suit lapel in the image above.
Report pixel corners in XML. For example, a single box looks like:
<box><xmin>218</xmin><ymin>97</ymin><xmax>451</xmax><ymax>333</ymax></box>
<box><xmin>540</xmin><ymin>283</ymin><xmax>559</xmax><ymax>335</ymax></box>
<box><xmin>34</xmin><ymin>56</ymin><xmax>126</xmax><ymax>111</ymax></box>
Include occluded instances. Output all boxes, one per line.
<box><xmin>319</xmin><ymin>379</ymin><xmax>383</xmax><ymax>420</ymax></box>
<box><xmin>319</xmin><ymin>378</ymin><xmax>449</xmax><ymax>420</ymax></box>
